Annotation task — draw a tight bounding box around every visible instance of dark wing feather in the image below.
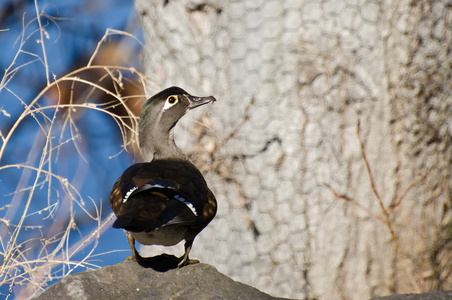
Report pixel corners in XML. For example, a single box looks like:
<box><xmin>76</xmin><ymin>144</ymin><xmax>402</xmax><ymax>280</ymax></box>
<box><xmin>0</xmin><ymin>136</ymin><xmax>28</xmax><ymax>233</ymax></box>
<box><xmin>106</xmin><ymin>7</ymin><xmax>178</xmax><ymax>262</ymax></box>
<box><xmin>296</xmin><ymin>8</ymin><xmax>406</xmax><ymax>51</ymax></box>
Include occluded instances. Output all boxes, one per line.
<box><xmin>109</xmin><ymin>160</ymin><xmax>213</xmax><ymax>233</ymax></box>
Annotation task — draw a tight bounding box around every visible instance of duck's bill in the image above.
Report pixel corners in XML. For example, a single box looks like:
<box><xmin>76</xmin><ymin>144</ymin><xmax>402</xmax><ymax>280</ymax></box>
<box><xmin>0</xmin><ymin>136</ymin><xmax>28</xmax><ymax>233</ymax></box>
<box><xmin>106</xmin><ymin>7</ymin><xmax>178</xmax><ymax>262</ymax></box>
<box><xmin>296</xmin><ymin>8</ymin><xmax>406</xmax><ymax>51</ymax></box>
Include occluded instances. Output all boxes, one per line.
<box><xmin>187</xmin><ymin>95</ymin><xmax>216</xmax><ymax>109</ymax></box>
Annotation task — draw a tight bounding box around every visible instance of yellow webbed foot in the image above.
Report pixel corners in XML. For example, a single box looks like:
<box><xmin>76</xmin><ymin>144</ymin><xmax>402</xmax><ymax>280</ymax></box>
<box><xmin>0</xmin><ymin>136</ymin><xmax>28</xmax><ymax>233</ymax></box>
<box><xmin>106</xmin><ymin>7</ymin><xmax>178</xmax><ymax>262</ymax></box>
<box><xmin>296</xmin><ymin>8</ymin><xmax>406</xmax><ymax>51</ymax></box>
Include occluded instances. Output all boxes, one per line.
<box><xmin>178</xmin><ymin>258</ymin><xmax>199</xmax><ymax>268</ymax></box>
<box><xmin>177</xmin><ymin>239</ymin><xmax>199</xmax><ymax>267</ymax></box>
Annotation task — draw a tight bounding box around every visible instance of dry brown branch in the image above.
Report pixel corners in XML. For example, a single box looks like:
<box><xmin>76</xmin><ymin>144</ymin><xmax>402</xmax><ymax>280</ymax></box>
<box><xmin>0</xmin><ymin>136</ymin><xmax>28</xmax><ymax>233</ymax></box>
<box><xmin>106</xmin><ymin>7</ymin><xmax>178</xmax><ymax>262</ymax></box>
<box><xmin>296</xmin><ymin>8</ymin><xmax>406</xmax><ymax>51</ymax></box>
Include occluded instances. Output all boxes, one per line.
<box><xmin>325</xmin><ymin>120</ymin><xmax>428</xmax><ymax>293</ymax></box>
<box><xmin>388</xmin><ymin>173</ymin><xmax>427</xmax><ymax>214</ymax></box>
<box><xmin>356</xmin><ymin>120</ymin><xmax>388</xmax><ymax>216</ymax></box>
<box><xmin>88</xmin><ymin>29</ymin><xmax>144</xmax><ymax>67</ymax></box>
<box><xmin>209</xmin><ymin>96</ymin><xmax>255</xmax><ymax>157</ymax></box>
<box><xmin>323</xmin><ymin>183</ymin><xmax>385</xmax><ymax>223</ymax></box>
<box><xmin>33</xmin><ymin>0</ymin><xmax>50</xmax><ymax>85</ymax></box>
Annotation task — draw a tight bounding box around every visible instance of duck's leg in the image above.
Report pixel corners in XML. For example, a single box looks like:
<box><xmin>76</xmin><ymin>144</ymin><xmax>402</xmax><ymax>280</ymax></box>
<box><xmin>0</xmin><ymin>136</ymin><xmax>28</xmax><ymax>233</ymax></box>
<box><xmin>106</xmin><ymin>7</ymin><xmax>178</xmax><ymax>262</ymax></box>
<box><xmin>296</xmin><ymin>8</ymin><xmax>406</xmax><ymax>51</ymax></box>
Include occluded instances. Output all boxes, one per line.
<box><xmin>125</xmin><ymin>231</ymin><xmax>143</xmax><ymax>263</ymax></box>
<box><xmin>178</xmin><ymin>239</ymin><xmax>199</xmax><ymax>267</ymax></box>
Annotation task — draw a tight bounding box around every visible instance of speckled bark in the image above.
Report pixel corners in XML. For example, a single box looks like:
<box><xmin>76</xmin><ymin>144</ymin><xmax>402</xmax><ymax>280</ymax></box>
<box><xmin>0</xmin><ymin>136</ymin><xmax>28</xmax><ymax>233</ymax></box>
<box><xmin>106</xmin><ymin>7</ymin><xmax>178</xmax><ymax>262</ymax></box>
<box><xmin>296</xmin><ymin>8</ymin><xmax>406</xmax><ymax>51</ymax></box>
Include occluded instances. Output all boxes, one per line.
<box><xmin>133</xmin><ymin>0</ymin><xmax>452</xmax><ymax>299</ymax></box>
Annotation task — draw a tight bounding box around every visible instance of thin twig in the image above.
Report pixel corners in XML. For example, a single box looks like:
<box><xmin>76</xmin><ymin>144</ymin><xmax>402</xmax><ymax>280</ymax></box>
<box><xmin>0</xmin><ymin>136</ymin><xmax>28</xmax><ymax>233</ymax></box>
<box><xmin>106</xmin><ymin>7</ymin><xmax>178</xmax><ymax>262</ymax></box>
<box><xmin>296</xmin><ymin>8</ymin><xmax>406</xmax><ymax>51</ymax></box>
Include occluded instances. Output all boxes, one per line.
<box><xmin>88</xmin><ymin>28</ymin><xmax>144</xmax><ymax>67</ymax></box>
<box><xmin>323</xmin><ymin>183</ymin><xmax>386</xmax><ymax>223</ymax></box>
<box><xmin>34</xmin><ymin>0</ymin><xmax>50</xmax><ymax>85</ymax></box>
<box><xmin>210</xmin><ymin>96</ymin><xmax>255</xmax><ymax>157</ymax></box>
<box><xmin>0</xmin><ymin>16</ymin><xmax>148</xmax><ymax>297</ymax></box>
<box><xmin>388</xmin><ymin>174</ymin><xmax>427</xmax><ymax>214</ymax></box>
<box><xmin>356</xmin><ymin>120</ymin><xmax>388</xmax><ymax>216</ymax></box>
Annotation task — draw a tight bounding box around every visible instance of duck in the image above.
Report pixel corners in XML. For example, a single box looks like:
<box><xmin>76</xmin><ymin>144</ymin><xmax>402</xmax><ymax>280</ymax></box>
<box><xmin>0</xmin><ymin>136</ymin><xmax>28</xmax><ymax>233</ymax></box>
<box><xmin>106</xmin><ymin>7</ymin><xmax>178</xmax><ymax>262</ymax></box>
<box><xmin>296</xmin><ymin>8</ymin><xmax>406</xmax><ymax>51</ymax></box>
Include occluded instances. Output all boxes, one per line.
<box><xmin>109</xmin><ymin>86</ymin><xmax>217</xmax><ymax>267</ymax></box>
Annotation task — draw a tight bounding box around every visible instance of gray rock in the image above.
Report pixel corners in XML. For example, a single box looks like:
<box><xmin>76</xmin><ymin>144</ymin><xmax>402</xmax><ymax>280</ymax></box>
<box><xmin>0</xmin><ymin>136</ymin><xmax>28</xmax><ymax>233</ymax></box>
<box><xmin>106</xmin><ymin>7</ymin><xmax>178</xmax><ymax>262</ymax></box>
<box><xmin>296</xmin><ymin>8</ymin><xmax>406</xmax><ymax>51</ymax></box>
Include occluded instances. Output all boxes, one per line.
<box><xmin>35</xmin><ymin>258</ymin><xmax>288</xmax><ymax>300</ymax></box>
<box><xmin>373</xmin><ymin>290</ymin><xmax>452</xmax><ymax>300</ymax></box>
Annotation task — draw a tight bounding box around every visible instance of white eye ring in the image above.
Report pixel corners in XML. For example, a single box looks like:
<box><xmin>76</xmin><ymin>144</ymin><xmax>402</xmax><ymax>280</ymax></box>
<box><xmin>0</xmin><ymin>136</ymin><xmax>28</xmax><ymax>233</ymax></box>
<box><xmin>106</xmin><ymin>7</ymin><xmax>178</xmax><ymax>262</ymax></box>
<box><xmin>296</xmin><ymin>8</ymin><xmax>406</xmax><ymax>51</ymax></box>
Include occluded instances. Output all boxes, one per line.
<box><xmin>163</xmin><ymin>95</ymin><xmax>178</xmax><ymax>110</ymax></box>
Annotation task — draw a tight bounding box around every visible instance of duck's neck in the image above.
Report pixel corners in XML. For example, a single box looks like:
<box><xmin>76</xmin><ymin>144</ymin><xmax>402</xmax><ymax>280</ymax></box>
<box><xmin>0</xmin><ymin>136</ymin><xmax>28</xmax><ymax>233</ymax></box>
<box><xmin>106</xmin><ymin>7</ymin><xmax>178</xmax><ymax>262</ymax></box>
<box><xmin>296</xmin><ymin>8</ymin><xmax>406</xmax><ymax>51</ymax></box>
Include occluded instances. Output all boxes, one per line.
<box><xmin>139</xmin><ymin>122</ymin><xmax>188</xmax><ymax>162</ymax></box>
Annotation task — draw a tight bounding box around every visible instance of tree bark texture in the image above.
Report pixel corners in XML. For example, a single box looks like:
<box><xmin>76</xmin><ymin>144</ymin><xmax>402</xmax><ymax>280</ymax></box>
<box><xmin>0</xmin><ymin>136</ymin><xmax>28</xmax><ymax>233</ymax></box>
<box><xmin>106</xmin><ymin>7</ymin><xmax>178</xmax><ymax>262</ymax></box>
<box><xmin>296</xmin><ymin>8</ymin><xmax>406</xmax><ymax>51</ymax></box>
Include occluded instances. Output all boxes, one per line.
<box><xmin>134</xmin><ymin>0</ymin><xmax>452</xmax><ymax>299</ymax></box>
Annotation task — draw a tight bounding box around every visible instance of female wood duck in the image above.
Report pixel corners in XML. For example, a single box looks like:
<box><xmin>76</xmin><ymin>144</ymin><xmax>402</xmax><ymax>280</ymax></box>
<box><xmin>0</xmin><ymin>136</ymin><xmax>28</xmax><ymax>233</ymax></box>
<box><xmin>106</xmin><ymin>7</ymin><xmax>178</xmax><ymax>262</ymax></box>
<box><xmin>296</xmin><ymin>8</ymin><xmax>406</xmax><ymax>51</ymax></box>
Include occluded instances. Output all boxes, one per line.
<box><xmin>110</xmin><ymin>86</ymin><xmax>217</xmax><ymax>267</ymax></box>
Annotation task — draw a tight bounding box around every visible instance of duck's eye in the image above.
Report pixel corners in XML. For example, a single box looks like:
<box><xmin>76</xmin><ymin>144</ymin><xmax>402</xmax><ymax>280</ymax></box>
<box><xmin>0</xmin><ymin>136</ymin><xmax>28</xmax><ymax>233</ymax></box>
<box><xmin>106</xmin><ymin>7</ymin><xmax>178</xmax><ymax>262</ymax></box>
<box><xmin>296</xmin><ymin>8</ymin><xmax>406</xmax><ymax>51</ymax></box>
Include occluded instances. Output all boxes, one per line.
<box><xmin>163</xmin><ymin>95</ymin><xmax>179</xmax><ymax>110</ymax></box>
<box><xmin>168</xmin><ymin>96</ymin><xmax>178</xmax><ymax>104</ymax></box>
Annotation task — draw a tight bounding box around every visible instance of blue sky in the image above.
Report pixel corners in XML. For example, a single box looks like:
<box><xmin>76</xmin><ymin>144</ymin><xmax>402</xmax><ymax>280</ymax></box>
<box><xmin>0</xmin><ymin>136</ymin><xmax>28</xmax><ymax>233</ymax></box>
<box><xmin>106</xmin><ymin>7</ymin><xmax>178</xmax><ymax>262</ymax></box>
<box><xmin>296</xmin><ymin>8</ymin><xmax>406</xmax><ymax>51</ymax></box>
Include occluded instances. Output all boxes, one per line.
<box><xmin>0</xmin><ymin>0</ymin><xmax>145</xmax><ymax>296</ymax></box>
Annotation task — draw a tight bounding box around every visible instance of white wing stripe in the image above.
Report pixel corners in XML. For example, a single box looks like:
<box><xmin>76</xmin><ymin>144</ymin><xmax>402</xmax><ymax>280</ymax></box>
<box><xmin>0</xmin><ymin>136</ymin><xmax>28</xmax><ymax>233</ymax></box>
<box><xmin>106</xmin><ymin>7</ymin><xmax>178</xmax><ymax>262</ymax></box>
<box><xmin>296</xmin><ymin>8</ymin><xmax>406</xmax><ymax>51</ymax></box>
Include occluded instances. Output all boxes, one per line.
<box><xmin>123</xmin><ymin>186</ymin><xmax>138</xmax><ymax>203</ymax></box>
<box><xmin>123</xmin><ymin>185</ymin><xmax>198</xmax><ymax>217</ymax></box>
<box><xmin>174</xmin><ymin>195</ymin><xmax>198</xmax><ymax>216</ymax></box>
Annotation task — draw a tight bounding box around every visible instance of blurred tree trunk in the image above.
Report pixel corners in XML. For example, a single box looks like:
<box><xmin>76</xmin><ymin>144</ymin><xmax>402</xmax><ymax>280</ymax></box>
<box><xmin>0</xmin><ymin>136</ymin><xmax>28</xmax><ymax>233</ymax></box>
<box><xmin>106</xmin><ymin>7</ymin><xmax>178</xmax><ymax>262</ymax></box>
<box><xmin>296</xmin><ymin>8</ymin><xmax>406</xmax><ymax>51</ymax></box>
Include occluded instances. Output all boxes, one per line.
<box><xmin>134</xmin><ymin>0</ymin><xmax>452</xmax><ymax>299</ymax></box>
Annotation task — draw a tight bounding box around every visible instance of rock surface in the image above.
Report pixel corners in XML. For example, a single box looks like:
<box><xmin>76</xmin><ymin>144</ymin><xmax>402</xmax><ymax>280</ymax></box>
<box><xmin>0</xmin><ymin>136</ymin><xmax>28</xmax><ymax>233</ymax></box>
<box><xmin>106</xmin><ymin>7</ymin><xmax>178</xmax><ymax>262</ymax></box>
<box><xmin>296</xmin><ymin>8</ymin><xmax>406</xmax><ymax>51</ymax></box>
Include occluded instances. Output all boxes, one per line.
<box><xmin>35</xmin><ymin>257</ymin><xmax>287</xmax><ymax>300</ymax></box>
<box><xmin>372</xmin><ymin>290</ymin><xmax>452</xmax><ymax>300</ymax></box>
